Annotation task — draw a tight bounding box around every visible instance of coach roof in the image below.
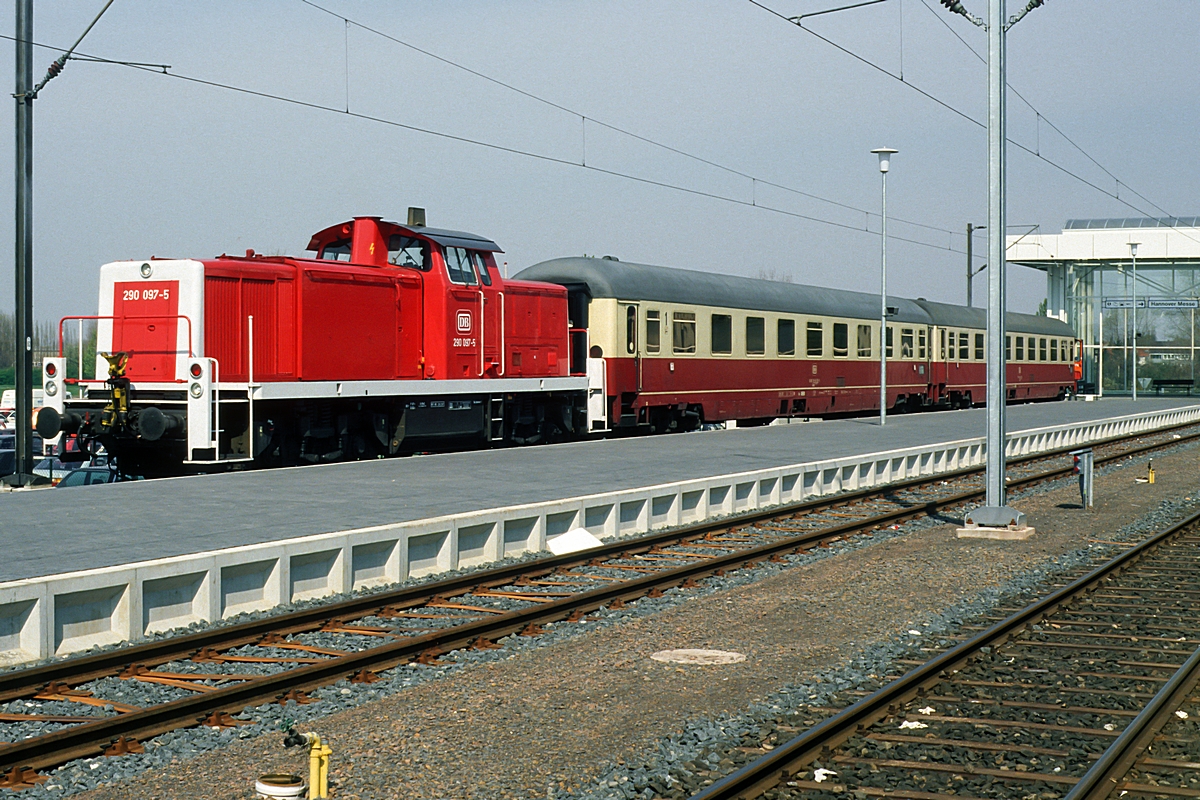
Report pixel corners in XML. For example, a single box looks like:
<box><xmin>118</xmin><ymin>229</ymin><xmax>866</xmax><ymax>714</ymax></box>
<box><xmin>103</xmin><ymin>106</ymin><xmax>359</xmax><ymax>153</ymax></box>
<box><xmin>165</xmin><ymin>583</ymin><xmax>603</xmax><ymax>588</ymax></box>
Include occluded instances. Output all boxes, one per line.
<box><xmin>912</xmin><ymin>298</ymin><xmax>1075</xmax><ymax>336</ymax></box>
<box><xmin>516</xmin><ymin>256</ymin><xmax>932</xmax><ymax>325</ymax></box>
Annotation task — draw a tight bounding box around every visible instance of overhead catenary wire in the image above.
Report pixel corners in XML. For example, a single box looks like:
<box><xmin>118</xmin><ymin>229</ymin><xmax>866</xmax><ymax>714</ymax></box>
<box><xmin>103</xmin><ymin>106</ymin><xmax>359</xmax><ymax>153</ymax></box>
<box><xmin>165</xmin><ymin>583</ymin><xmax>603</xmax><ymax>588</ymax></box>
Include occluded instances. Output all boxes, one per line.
<box><xmin>0</xmin><ymin>29</ymin><xmax>966</xmax><ymax>256</ymax></box>
<box><xmin>916</xmin><ymin>0</ymin><xmax>1186</xmax><ymax>225</ymax></box>
<box><xmin>297</xmin><ymin>0</ymin><xmax>959</xmax><ymax>241</ymax></box>
<box><xmin>747</xmin><ymin>0</ymin><xmax>1195</xmax><ymax>232</ymax></box>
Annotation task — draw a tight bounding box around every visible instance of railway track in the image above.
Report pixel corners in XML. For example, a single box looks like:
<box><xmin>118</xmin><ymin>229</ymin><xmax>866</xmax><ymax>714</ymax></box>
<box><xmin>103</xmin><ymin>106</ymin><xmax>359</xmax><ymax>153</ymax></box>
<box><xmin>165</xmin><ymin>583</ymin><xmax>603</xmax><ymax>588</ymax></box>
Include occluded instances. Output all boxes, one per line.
<box><xmin>0</xmin><ymin>422</ymin><xmax>1197</xmax><ymax>790</ymax></box>
<box><xmin>689</xmin><ymin>513</ymin><xmax>1200</xmax><ymax>800</ymax></box>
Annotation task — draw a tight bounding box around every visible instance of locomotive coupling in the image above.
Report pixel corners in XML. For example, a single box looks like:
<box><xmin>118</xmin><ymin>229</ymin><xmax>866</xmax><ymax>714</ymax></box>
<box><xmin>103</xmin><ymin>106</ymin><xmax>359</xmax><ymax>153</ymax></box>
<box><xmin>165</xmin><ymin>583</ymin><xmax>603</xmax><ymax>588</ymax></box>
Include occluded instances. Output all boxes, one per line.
<box><xmin>136</xmin><ymin>407</ymin><xmax>183</xmax><ymax>441</ymax></box>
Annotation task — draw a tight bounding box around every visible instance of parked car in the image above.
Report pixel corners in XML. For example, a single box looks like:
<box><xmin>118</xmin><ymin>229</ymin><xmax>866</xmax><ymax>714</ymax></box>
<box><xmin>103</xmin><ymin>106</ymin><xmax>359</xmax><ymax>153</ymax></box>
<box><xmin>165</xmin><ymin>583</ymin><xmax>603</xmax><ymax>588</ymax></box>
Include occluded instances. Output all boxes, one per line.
<box><xmin>56</xmin><ymin>467</ymin><xmax>123</xmax><ymax>488</ymax></box>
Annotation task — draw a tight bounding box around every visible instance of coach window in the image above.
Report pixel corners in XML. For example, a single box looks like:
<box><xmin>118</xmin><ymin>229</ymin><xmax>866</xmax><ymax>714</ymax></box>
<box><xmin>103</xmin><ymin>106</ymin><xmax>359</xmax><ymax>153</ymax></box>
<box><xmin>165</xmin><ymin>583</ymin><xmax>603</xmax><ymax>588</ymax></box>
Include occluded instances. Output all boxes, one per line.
<box><xmin>673</xmin><ymin>312</ymin><xmax>696</xmax><ymax>354</ymax></box>
<box><xmin>778</xmin><ymin>319</ymin><xmax>796</xmax><ymax>356</ymax></box>
<box><xmin>444</xmin><ymin>247</ymin><xmax>479</xmax><ymax>286</ymax></box>
<box><xmin>626</xmin><ymin>306</ymin><xmax>637</xmax><ymax>354</ymax></box>
<box><xmin>832</xmin><ymin>322</ymin><xmax>848</xmax><ymax>357</ymax></box>
<box><xmin>645</xmin><ymin>310</ymin><xmax>661</xmax><ymax>354</ymax></box>
<box><xmin>1050</xmin><ymin>339</ymin><xmax>1058</xmax><ymax>361</ymax></box>
<box><xmin>857</xmin><ymin>324</ymin><xmax>871</xmax><ymax>358</ymax></box>
<box><xmin>319</xmin><ymin>239</ymin><xmax>352</xmax><ymax>261</ymax></box>
<box><xmin>747</xmin><ymin>317</ymin><xmax>766</xmax><ymax>355</ymax></box>
<box><xmin>940</xmin><ymin>330</ymin><xmax>946</xmax><ymax>360</ymax></box>
<box><xmin>1039</xmin><ymin>337</ymin><xmax>1048</xmax><ymax>361</ymax></box>
<box><xmin>974</xmin><ymin>333</ymin><xmax>984</xmax><ymax>361</ymax></box>
<box><xmin>918</xmin><ymin>329</ymin><xmax>927</xmax><ymax>359</ymax></box>
<box><xmin>958</xmin><ymin>331</ymin><xmax>970</xmax><ymax>361</ymax></box>
<box><xmin>711</xmin><ymin>314</ymin><xmax>732</xmax><ymax>355</ymax></box>
<box><xmin>1016</xmin><ymin>336</ymin><xmax>1025</xmax><ymax>361</ymax></box>
<box><xmin>900</xmin><ymin>328</ymin><xmax>914</xmax><ymax>358</ymax></box>
<box><xmin>806</xmin><ymin>322</ymin><xmax>823</xmax><ymax>357</ymax></box>
<box><xmin>1006</xmin><ymin>336</ymin><xmax>1012</xmax><ymax>361</ymax></box>
<box><xmin>388</xmin><ymin>235</ymin><xmax>431</xmax><ymax>270</ymax></box>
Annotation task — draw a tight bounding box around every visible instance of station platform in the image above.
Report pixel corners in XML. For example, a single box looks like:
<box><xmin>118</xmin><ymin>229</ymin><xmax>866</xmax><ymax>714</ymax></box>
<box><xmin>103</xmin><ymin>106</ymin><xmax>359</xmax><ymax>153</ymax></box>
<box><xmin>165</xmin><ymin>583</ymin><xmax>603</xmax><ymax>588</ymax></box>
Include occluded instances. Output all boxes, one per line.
<box><xmin>2</xmin><ymin>397</ymin><xmax>1198</xmax><ymax>664</ymax></box>
<box><xmin>3</xmin><ymin>397</ymin><xmax>1196</xmax><ymax>584</ymax></box>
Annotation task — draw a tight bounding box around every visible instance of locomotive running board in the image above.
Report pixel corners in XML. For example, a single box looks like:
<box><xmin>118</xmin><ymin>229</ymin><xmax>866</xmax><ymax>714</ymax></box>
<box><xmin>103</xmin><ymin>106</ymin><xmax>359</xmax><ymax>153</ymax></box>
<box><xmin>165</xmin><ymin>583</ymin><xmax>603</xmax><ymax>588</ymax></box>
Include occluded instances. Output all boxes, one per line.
<box><xmin>246</xmin><ymin>376</ymin><xmax>588</xmax><ymax>401</ymax></box>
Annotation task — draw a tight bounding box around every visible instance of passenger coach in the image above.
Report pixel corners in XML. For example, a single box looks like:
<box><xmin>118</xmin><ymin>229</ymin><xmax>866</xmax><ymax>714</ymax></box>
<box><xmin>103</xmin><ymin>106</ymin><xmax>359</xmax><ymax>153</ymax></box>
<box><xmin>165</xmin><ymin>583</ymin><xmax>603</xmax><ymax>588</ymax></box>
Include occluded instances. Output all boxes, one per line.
<box><xmin>516</xmin><ymin>257</ymin><xmax>1078</xmax><ymax>433</ymax></box>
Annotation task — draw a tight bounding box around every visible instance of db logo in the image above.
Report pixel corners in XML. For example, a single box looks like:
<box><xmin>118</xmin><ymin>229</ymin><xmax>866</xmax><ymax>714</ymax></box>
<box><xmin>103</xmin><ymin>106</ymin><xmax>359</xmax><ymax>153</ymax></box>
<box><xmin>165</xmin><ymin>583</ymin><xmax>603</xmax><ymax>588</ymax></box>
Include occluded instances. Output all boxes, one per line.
<box><xmin>456</xmin><ymin>311</ymin><xmax>472</xmax><ymax>333</ymax></box>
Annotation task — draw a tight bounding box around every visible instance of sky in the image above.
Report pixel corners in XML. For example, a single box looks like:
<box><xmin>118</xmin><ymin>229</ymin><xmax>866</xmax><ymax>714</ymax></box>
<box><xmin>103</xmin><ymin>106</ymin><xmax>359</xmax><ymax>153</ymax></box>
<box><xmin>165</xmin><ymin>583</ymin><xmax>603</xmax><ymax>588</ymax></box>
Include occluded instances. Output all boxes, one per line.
<box><xmin>0</xmin><ymin>0</ymin><xmax>1196</xmax><ymax>324</ymax></box>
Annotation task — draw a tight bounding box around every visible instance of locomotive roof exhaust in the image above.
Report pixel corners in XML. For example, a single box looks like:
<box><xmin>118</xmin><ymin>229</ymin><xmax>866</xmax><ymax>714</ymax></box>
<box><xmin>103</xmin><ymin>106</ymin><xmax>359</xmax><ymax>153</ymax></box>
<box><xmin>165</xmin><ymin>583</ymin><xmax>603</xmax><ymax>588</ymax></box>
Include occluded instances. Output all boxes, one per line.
<box><xmin>407</xmin><ymin>207</ymin><xmax>426</xmax><ymax>227</ymax></box>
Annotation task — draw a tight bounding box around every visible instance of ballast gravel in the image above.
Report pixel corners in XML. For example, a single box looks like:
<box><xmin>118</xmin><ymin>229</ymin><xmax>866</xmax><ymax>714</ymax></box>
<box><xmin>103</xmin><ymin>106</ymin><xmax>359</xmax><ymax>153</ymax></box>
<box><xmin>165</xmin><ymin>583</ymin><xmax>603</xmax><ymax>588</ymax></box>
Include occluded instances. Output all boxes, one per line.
<box><xmin>5</xmin><ymin>439</ymin><xmax>1197</xmax><ymax>800</ymax></box>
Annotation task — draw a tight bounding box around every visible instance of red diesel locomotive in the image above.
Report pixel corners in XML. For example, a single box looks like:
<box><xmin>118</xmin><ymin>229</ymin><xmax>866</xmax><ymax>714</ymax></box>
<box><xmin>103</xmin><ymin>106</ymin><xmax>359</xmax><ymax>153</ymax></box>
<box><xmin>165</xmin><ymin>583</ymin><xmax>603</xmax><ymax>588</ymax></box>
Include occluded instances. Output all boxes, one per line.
<box><xmin>37</xmin><ymin>212</ymin><xmax>1077</xmax><ymax>477</ymax></box>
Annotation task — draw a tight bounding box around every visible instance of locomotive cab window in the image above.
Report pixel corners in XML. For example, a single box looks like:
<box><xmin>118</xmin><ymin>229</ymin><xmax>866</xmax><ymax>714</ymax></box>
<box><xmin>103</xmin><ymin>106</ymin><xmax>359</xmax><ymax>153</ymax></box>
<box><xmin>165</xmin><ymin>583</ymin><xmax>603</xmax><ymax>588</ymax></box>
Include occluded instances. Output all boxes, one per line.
<box><xmin>673</xmin><ymin>312</ymin><xmax>696</xmax><ymax>354</ymax></box>
<box><xmin>974</xmin><ymin>333</ymin><xmax>984</xmax><ymax>361</ymax></box>
<box><xmin>940</xmin><ymin>330</ymin><xmax>946</xmax><ymax>360</ymax></box>
<box><xmin>444</xmin><ymin>247</ymin><xmax>479</xmax><ymax>285</ymax></box>
<box><xmin>646</xmin><ymin>310</ymin><xmax>661</xmax><ymax>354</ymax></box>
<box><xmin>625</xmin><ymin>306</ymin><xmax>637</xmax><ymax>354</ymax></box>
<box><xmin>857</xmin><ymin>324</ymin><xmax>871</xmax><ymax>358</ymax></box>
<box><xmin>747</xmin><ymin>317</ymin><xmax>766</xmax><ymax>355</ymax></box>
<box><xmin>806</xmin><ymin>322</ymin><xmax>823</xmax><ymax>357</ymax></box>
<box><xmin>473</xmin><ymin>252</ymin><xmax>493</xmax><ymax>286</ymax></box>
<box><xmin>319</xmin><ymin>239</ymin><xmax>352</xmax><ymax>261</ymax></box>
<box><xmin>711</xmin><ymin>314</ymin><xmax>732</xmax><ymax>355</ymax></box>
<box><xmin>778</xmin><ymin>319</ymin><xmax>795</xmax><ymax>356</ymax></box>
<box><xmin>387</xmin><ymin>235</ymin><xmax>431</xmax><ymax>270</ymax></box>
<box><xmin>900</xmin><ymin>328</ymin><xmax>914</xmax><ymax>358</ymax></box>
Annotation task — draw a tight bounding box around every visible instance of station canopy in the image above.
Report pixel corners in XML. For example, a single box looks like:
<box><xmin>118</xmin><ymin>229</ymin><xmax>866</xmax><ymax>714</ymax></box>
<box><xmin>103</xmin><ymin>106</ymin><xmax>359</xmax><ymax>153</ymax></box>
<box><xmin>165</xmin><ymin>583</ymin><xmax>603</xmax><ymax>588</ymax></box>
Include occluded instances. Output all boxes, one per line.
<box><xmin>1007</xmin><ymin>218</ymin><xmax>1200</xmax><ymax>395</ymax></box>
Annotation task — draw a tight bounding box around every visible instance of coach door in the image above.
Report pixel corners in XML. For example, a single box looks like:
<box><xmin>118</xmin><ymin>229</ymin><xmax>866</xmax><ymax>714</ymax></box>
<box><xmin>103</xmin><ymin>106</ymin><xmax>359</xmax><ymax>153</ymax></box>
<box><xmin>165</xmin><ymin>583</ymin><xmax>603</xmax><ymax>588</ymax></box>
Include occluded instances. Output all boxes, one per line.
<box><xmin>931</xmin><ymin>326</ymin><xmax>949</xmax><ymax>401</ymax></box>
<box><xmin>621</xmin><ymin>303</ymin><xmax>642</xmax><ymax>391</ymax></box>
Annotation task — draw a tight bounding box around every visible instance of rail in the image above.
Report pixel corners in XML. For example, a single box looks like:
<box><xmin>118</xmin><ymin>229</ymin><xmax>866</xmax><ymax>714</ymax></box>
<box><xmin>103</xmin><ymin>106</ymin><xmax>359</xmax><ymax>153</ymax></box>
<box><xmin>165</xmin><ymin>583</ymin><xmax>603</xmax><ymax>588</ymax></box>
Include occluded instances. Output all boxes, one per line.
<box><xmin>0</xmin><ymin>422</ymin><xmax>1196</xmax><ymax>781</ymax></box>
<box><xmin>690</xmin><ymin>507</ymin><xmax>1200</xmax><ymax>800</ymax></box>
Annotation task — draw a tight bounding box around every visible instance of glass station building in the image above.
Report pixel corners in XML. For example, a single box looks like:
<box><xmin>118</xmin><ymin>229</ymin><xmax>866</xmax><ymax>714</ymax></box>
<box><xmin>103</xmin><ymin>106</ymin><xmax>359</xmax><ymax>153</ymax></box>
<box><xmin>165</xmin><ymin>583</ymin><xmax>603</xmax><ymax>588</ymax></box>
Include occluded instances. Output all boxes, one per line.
<box><xmin>1008</xmin><ymin>218</ymin><xmax>1200</xmax><ymax>395</ymax></box>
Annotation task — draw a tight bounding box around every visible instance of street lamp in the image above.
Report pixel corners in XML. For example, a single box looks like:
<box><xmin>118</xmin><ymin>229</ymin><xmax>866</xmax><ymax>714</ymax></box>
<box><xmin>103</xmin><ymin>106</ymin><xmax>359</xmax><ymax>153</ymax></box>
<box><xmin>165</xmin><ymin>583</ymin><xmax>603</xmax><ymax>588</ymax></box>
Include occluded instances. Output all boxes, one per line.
<box><xmin>871</xmin><ymin>147</ymin><xmax>898</xmax><ymax>427</ymax></box>
<box><xmin>1130</xmin><ymin>241</ymin><xmax>1140</xmax><ymax>401</ymax></box>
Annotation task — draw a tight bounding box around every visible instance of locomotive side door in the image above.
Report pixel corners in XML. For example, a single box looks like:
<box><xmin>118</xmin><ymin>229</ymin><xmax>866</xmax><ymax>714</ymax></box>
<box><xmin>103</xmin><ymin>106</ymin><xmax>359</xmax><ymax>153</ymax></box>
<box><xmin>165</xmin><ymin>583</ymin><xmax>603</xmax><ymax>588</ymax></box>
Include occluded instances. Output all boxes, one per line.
<box><xmin>443</xmin><ymin>246</ymin><xmax>483</xmax><ymax>378</ymax></box>
<box><xmin>475</xmin><ymin>252</ymin><xmax>502</xmax><ymax>376</ymax></box>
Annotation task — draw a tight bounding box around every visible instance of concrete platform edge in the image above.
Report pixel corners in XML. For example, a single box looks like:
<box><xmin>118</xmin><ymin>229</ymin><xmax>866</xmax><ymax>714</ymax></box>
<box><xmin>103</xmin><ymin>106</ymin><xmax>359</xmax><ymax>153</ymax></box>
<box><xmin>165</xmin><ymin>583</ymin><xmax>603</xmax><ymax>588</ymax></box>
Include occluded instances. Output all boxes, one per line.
<box><xmin>1</xmin><ymin>403</ymin><xmax>1196</xmax><ymax>665</ymax></box>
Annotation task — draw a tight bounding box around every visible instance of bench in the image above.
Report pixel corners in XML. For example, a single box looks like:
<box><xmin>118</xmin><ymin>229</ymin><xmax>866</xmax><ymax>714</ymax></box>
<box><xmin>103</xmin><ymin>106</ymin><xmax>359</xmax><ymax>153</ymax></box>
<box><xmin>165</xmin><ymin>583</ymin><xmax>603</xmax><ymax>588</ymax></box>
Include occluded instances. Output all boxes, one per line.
<box><xmin>1151</xmin><ymin>378</ymin><xmax>1194</xmax><ymax>395</ymax></box>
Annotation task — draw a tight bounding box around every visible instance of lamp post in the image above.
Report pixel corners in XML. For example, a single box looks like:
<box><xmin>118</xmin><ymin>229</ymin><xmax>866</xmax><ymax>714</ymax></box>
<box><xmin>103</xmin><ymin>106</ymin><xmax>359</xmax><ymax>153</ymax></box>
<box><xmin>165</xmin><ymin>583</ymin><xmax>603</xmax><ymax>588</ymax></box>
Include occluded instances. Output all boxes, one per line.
<box><xmin>1130</xmin><ymin>241</ymin><xmax>1140</xmax><ymax>401</ymax></box>
<box><xmin>872</xmin><ymin>147</ymin><xmax>897</xmax><ymax>427</ymax></box>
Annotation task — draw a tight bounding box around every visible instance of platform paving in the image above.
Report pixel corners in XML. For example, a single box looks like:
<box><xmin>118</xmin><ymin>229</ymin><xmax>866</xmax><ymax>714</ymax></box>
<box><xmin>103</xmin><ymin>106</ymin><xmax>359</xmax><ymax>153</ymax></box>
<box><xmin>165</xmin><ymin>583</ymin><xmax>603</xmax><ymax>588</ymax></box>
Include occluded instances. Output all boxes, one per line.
<box><xmin>0</xmin><ymin>397</ymin><xmax>1194</xmax><ymax>583</ymax></box>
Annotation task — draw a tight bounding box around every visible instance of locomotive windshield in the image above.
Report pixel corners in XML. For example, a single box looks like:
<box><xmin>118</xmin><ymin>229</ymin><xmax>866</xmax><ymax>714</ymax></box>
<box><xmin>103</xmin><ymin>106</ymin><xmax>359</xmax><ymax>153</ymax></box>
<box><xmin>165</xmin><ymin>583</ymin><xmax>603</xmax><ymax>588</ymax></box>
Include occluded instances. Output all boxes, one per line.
<box><xmin>318</xmin><ymin>239</ymin><xmax>352</xmax><ymax>261</ymax></box>
<box><xmin>443</xmin><ymin>247</ymin><xmax>492</xmax><ymax>286</ymax></box>
<box><xmin>388</xmin><ymin>235</ymin><xmax>431</xmax><ymax>270</ymax></box>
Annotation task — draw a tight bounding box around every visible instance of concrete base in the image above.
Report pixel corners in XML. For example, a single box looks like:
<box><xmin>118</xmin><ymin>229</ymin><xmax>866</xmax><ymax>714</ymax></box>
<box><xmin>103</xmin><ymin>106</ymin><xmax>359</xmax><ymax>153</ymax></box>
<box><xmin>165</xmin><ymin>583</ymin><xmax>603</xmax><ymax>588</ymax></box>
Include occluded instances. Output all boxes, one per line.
<box><xmin>956</xmin><ymin>525</ymin><xmax>1037</xmax><ymax>541</ymax></box>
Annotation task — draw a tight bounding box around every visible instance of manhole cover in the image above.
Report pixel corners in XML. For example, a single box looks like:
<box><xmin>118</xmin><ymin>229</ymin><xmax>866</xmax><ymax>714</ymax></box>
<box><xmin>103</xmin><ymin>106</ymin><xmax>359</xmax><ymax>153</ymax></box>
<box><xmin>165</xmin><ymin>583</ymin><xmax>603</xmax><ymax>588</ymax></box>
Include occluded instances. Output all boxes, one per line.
<box><xmin>650</xmin><ymin>649</ymin><xmax>746</xmax><ymax>665</ymax></box>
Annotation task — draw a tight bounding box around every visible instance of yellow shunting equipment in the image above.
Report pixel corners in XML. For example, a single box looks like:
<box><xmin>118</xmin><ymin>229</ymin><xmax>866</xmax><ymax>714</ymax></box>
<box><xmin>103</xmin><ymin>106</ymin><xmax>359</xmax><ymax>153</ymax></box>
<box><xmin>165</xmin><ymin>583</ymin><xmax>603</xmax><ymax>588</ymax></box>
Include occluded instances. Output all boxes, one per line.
<box><xmin>308</xmin><ymin>732</ymin><xmax>332</xmax><ymax>799</ymax></box>
<box><xmin>282</xmin><ymin>726</ymin><xmax>332</xmax><ymax>799</ymax></box>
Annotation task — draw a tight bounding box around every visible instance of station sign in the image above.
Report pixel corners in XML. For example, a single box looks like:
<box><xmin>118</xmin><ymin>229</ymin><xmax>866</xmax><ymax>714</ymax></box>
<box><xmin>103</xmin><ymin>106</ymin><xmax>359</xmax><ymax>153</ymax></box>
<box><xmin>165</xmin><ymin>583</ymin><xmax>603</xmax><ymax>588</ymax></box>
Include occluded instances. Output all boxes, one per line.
<box><xmin>1102</xmin><ymin>297</ymin><xmax>1199</xmax><ymax>310</ymax></box>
